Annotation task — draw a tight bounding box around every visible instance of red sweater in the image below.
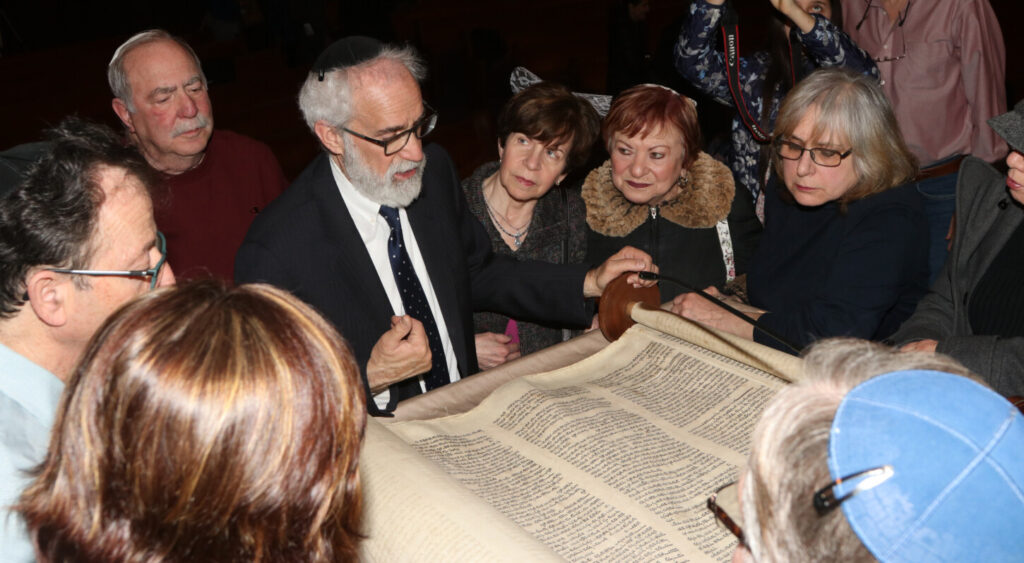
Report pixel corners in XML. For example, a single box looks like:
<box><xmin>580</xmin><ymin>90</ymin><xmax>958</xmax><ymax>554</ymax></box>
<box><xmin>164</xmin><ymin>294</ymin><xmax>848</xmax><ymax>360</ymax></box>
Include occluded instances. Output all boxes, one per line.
<box><xmin>153</xmin><ymin>130</ymin><xmax>288</xmax><ymax>281</ymax></box>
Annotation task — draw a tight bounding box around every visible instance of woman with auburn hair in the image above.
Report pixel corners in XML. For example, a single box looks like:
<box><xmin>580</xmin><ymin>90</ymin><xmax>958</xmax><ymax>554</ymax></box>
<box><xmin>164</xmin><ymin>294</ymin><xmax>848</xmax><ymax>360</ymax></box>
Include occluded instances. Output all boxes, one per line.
<box><xmin>464</xmin><ymin>81</ymin><xmax>600</xmax><ymax>367</ymax></box>
<box><xmin>17</xmin><ymin>281</ymin><xmax>366</xmax><ymax>562</ymax></box>
<box><xmin>584</xmin><ymin>83</ymin><xmax>762</xmax><ymax>303</ymax></box>
<box><xmin>675</xmin><ymin>68</ymin><xmax>927</xmax><ymax>353</ymax></box>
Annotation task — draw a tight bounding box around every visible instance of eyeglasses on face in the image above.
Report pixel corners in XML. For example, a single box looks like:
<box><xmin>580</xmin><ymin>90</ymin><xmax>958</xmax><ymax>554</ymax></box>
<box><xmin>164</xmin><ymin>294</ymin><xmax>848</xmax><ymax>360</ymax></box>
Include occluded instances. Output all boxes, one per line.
<box><xmin>707</xmin><ymin>481</ymin><xmax>746</xmax><ymax>547</ymax></box>
<box><xmin>342</xmin><ymin>102</ymin><xmax>438</xmax><ymax>156</ymax></box>
<box><xmin>775</xmin><ymin>139</ymin><xmax>853</xmax><ymax>167</ymax></box>
<box><xmin>707</xmin><ymin>465</ymin><xmax>893</xmax><ymax>550</ymax></box>
<box><xmin>46</xmin><ymin>231</ymin><xmax>169</xmax><ymax>290</ymax></box>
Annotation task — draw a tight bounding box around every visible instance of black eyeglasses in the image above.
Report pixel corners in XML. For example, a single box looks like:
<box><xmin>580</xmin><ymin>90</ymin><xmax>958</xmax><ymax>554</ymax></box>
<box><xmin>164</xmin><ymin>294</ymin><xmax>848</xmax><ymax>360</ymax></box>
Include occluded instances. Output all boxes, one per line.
<box><xmin>46</xmin><ymin>231</ymin><xmax>169</xmax><ymax>290</ymax></box>
<box><xmin>707</xmin><ymin>481</ymin><xmax>746</xmax><ymax>547</ymax></box>
<box><xmin>871</xmin><ymin>20</ymin><xmax>908</xmax><ymax>63</ymax></box>
<box><xmin>856</xmin><ymin>0</ymin><xmax>912</xmax><ymax>63</ymax></box>
<box><xmin>342</xmin><ymin>103</ymin><xmax>437</xmax><ymax>156</ymax></box>
<box><xmin>775</xmin><ymin>139</ymin><xmax>853</xmax><ymax>167</ymax></box>
<box><xmin>855</xmin><ymin>0</ymin><xmax>911</xmax><ymax>31</ymax></box>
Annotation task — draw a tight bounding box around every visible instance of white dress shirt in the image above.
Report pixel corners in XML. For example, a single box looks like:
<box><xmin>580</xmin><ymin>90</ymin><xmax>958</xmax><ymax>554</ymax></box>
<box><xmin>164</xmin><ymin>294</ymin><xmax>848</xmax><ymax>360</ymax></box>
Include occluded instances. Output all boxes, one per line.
<box><xmin>329</xmin><ymin>157</ymin><xmax>460</xmax><ymax>410</ymax></box>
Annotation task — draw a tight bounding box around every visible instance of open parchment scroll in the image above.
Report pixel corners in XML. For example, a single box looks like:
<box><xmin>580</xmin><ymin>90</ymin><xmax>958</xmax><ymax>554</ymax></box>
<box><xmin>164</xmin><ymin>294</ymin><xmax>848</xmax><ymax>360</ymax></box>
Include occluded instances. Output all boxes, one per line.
<box><xmin>359</xmin><ymin>307</ymin><xmax>803</xmax><ymax>562</ymax></box>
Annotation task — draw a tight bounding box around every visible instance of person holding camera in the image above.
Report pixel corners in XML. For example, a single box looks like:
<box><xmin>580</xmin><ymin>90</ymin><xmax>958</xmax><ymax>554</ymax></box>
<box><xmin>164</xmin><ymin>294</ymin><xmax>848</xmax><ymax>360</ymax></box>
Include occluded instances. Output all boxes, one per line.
<box><xmin>674</xmin><ymin>0</ymin><xmax>877</xmax><ymax>222</ymax></box>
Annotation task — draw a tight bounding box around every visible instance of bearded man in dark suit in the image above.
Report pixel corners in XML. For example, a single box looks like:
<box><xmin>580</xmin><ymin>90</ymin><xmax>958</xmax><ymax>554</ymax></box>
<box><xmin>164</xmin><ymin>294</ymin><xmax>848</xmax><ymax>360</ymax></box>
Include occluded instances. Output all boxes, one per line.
<box><xmin>236</xmin><ymin>37</ymin><xmax>653</xmax><ymax>416</ymax></box>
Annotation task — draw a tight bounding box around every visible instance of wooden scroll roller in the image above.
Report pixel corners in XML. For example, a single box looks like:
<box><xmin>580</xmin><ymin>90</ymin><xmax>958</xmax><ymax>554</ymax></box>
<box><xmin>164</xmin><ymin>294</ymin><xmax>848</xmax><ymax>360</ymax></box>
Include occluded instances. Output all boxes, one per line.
<box><xmin>596</xmin><ymin>272</ymin><xmax>803</xmax><ymax>381</ymax></box>
<box><xmin>598</xmin><ymin>272</ymin><xmax>660</xmax><ymax>341</ymax></box>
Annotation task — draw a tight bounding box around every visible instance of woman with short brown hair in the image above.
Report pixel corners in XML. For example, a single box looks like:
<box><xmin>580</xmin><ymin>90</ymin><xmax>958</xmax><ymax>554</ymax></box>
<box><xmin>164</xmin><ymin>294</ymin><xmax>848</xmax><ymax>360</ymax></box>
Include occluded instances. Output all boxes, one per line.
<box><xmin>464</xmin><ymin>81</ymin><xmax>601</xmax><ymax>367</ymax></box>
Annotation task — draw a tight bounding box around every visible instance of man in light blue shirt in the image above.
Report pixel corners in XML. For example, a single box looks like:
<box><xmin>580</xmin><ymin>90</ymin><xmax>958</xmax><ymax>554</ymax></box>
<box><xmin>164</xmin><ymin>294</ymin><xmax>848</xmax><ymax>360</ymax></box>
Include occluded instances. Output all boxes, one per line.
<box><xmin>0</xmin><ymin>118</ymin><xmax>175</xmax><ymax>559</ymax></box>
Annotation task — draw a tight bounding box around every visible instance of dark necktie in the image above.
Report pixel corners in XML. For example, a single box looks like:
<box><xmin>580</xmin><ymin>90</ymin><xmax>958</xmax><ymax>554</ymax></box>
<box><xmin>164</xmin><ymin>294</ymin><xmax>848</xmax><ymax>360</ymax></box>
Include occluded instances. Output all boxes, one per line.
<box><xmin>379</xmin><ymin>206</ymin><xmax>450</xmax><ymax>392</ymax></box>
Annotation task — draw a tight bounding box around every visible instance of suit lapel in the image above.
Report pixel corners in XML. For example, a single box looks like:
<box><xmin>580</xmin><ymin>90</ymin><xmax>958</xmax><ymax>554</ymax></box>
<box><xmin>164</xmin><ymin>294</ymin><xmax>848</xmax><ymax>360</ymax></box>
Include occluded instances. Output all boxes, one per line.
<box><xmin>406</xmin><ymin>175</ymin><xmax>467</xmax><ymax>375</ymax></box>
<box><xmin>309</xmin><ymin>155</ymin><xmax>395</xmax><ymax>317</ymax></box>
<box><xmin>964</xmin><ymin>204</ymin><xmax>1023</xmax><ymax>283</ymax></box>
<box><xmin>958</xmin><ymin>166</ymin><xmax>1024</xmax><ymax>284</ymax></box>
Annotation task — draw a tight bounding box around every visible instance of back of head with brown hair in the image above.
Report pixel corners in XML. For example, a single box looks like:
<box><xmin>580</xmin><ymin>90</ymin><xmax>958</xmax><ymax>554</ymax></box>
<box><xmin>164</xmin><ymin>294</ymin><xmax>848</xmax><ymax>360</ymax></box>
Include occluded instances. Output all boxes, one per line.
<box><xmin>18</xmin><ymin>280</ymin><xmax>366</xmax><ymax>562</ymax></box>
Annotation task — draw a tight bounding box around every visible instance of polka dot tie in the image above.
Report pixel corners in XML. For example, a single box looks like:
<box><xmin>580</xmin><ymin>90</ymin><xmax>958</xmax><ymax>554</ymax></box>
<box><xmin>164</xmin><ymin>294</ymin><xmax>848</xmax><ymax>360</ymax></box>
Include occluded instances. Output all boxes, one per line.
<box><xmin>379</xmin><ymin>206</ymin><xmax>450</xmax><ymax>391</ymax></box>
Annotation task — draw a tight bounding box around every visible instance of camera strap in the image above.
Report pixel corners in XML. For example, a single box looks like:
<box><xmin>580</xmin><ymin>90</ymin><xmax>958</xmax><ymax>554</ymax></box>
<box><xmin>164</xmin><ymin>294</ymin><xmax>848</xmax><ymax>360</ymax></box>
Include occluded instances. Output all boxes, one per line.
<box><xmin>719</xmin><ymin>1</ymin><xmax>773</xmax><ymax>143</ymax></box>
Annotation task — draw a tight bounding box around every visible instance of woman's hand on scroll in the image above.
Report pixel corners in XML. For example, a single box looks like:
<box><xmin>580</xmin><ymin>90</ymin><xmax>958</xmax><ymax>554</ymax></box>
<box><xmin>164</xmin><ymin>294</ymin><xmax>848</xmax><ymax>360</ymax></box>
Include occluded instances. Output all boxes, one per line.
<box><xmin>671</xmin><ymin>286</ymin><xmax>763</xmax><ymax>340</ymax></box>
<box><xmin>475</xmin><ymin>332</ymin><xmax>522</xmax><ymax>370</ymax></box>
<box><xmin>584</xmin><ymin>246</ymin><xmax>658</xmax><ymax>298</ymax></box>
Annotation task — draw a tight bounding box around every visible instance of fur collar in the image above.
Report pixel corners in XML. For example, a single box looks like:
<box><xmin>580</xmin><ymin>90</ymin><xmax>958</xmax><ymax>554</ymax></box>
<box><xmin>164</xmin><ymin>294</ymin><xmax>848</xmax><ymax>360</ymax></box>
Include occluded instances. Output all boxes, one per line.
<box><xmin>582</xmin><ymin>151</ymin><xmax>735</xmax><ymax>236</ymax></box>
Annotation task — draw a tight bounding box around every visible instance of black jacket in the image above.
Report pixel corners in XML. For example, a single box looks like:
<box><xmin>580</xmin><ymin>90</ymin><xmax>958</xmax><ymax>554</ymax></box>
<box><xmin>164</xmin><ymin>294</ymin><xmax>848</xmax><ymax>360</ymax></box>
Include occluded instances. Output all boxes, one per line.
<box><xmin>236</xmin><ymin>145</ymin><xmax>592</xmax><ymax>415</ymax></box>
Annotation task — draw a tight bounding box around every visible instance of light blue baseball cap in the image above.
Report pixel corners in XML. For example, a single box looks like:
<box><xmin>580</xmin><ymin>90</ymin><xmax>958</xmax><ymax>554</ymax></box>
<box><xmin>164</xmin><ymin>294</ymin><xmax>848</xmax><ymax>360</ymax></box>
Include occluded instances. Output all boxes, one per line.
<box><xmin>826</xmin><ymin>370</ymin><xmax>1024</xmax><ymax>562</ymax></box>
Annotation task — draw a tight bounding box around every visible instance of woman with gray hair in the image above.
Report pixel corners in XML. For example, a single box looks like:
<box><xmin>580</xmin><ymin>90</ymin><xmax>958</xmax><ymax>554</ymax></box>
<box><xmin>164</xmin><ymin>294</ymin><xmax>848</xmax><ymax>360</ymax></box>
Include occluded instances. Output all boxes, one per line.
<box><xmin>674</xmin><ymin>68</ymin><xmax>928</xmax><ymax>353</ymax></box>
<box><xmin>710</xmin><ymin>338</ymin><xmax>1024</xmax><ymax>561</ymax></box>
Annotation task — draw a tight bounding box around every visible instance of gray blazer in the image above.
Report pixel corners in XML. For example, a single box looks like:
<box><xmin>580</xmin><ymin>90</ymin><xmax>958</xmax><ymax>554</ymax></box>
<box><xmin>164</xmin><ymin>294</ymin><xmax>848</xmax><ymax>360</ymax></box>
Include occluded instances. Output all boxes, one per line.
<box><xmin>891</xmin><ymin>157</ymin><xmax>1024</xmax><ymax>396</ymax></box>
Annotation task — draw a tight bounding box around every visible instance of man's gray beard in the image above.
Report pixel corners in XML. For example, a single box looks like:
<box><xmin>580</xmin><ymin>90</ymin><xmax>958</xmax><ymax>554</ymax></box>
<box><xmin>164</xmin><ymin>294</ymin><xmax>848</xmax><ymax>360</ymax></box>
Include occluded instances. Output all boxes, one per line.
<box><xmin>341</xmin><ymin>136</ymin><xmax>425</xmax><ymax>207</ymax></box>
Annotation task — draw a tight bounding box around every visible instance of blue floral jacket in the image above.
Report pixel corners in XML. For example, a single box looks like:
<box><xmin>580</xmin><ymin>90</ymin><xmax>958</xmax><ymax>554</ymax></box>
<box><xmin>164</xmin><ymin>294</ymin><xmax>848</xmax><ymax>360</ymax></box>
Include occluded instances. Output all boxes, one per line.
<box><xmin>674</xmin><ymin>1</ymin><xmax>878</xmax><ymax>216</ymax></box>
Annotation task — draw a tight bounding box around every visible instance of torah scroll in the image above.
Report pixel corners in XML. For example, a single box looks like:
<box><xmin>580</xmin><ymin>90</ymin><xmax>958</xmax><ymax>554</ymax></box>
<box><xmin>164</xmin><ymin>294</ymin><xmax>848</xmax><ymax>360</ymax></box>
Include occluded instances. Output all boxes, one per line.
<box><xmin>359</xmin><ymin>308</ymin><xmax>802</xmax><ymax>562</ymax></box>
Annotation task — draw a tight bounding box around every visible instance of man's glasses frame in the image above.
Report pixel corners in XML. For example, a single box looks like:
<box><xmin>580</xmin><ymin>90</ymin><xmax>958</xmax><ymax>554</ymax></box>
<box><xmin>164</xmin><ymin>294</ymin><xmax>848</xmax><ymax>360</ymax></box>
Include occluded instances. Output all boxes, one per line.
<box><xmin>855</xmin><ymin>0</ymin><xmax>912</xmax><ymax>63</ymax></box>
<box><xmin>342</xmin><ymin>102</ymin><xmax>438</xmax><ymax>156</ymax></box>
<box><xmin>872</xmin><ymin>21</ymin><xmax>908</xmax><ymax>63</ymax></box>
<box><xmin>775</xmin><ymin>139</ymin><xmax>853</xmax><ymax>168</ymax></box>
<box><xmin>706</xmin><ymin>465</ymin><xmax>894</xmax><ymax>550</ymax></box>
<box><xmin>707</xmin><ymin>481</ymin><xmax>746</xmax><ymax>547</ymax></box>
<box><xmin>46</xmin><ymin>231</ymin><xmax>168</xmax><ymax>290</ymax></box>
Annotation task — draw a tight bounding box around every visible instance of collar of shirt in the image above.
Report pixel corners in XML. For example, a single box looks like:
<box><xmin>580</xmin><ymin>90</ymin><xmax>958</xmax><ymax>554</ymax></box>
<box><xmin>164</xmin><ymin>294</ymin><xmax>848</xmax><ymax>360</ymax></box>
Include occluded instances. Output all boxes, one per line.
<box><xmin>329</xmin><ymin>155</ymin><xmax>390</xmax><ymax>248</ymax></box>
<box><xmin>326</xmin><ymin>155</ymin><xmax>461</xmax><ymax>410</ymax></box>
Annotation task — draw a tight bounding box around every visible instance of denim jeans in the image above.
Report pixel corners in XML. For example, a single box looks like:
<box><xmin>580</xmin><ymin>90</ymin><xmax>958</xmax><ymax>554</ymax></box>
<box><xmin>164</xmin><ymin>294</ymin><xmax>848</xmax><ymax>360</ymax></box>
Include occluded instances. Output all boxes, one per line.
<box><xmin>913</xmin><ymin>170</ymin><xmax>957</xmax><ymax>286</ymax></box>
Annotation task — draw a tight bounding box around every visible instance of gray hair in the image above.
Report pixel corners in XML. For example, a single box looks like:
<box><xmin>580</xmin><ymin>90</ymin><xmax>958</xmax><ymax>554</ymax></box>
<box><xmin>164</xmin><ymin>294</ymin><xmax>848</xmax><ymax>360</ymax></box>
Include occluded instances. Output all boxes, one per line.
<box><xmin>771</xmin><ymin>68</ymin><xmax>918</xmax><ymax>208</ymax></box>
<box><xmin>740</xmin><ymin>338</ymin><xmax>977</xmax><ymax>562</ymax></box>
<box><xmin>108</xmin><ymin>29</ymin><xmax>206</xmax><ymax>113</ymax></box>
<box><xmin>297</xmin><ymin>44</ymin><xmax>427</xmax><ymax>132</ymax></box>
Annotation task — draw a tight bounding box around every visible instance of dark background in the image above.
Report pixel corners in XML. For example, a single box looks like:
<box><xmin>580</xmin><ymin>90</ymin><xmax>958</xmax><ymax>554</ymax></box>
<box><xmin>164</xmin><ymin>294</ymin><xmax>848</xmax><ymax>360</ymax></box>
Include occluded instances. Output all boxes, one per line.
<box><xmin>1</xmin><ymin>0</ymin><xmax>1021</xmax><ymax>181</ymax></box>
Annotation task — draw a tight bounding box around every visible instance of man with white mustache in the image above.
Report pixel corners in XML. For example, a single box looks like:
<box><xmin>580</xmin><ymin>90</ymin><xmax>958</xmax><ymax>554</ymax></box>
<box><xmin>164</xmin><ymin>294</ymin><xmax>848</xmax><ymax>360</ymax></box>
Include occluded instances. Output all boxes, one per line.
<box><xmin>109</xmin><ymin>29</ymin><xmax>288</xmax><ymax>281</ymax></box>
<box><xmin>236</xmin><ymin>37</ymin><xmax>656</xmax><ymax>416</ymax></box>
